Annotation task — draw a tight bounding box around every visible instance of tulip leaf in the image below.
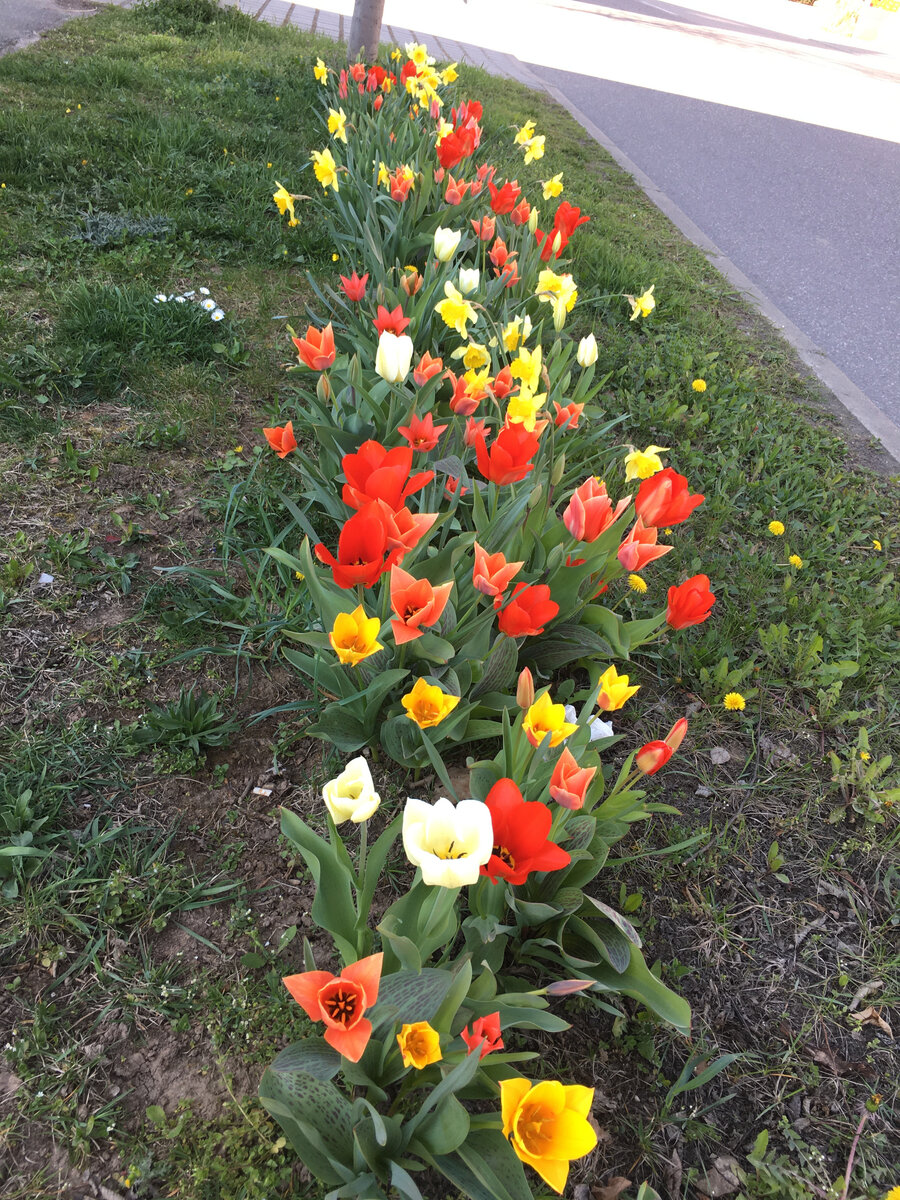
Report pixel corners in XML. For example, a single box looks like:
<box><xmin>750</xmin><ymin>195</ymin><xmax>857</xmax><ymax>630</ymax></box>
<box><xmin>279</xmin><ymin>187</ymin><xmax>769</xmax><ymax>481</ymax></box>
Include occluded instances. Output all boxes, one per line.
<box><xmin>527</xmin><ymin>623</ymin><xmax>619</xmax><ymax>671</ymax></box>
<box><xmin>581</xmin><ymin>895</ymin><xmax>642</xmax><ymax>945</ymax></box>
<box><xmin>467</xmin><ymin>761</ymin><xmax>504</xmax><ymax>802</ymax></box>
<box><xmin>271</xmin><ymin>1038</ymin><xmax>341</xmax><ymax>1081</ymax></box>
<box><xmin>622</xmin><ymin>612</ymin><xmax>667</xmax><ymax>650</ymax></box>
<box><xmin>429</xmin><ymin>1128</ymin><xmax>534</xmax><ymax>1200</ymax></box>
<box><xmin>410</xmin><ymin>1094</ymin><xmax>470</xmax><ymax>1156</ymax></box>
<box><xmin>369</xmin><ymin>967</ymin><xmax>455</xmax><ymax>1034</ymax></box>
<box><xmin>258</xmin><ymin>1066</ymin><xmax>354</xmax><ymax>1185</ymax></box>
<box><xmin>389</xmin><ymin>1161</ymin><xmax>426</xmax><ymax>1200</ymax></box>
<box><xmin>470</xmin><ymin>633</ymin><xmax>519</xmax><ymax>699</ymax></box>
<box><xmin>280</xmin><ymin>809</ymin><xmax>359</xmax><ymax>963</ymax></box>
<box><xmin>305</xmin><ymin>707</ymin><xmax>367</xmax><ymax>753</ymax></box>
<box><xmin>404</xmin><ymin>1040</ymin><xmax>482</xmax><ymax>1138</ymax></box>
<box><xmin>507</xmin><ymin>896</ymin><xmax>561</xmax><ymax>926</ymax></box>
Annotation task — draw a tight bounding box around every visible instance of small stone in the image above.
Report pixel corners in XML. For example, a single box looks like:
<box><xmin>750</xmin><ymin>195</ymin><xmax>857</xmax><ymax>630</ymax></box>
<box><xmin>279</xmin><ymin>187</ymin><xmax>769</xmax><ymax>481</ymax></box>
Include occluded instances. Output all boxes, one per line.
<box><xmin>695</xmin><ymin>785</ymin><xmax>712</xmax><ymax>797</ymax></box>
<box><xmin>709</xmin><ymin>747</ymin><xmax>731</xmax><ymax>765</ymax></box>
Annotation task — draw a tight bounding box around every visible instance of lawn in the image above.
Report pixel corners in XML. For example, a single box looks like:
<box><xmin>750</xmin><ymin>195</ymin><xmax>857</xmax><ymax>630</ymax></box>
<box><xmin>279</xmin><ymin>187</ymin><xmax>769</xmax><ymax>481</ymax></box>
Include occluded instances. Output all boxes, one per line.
<box><xmin>0</xmin><ymin>2</ymin><xmax>898</xmax><ymax>1198</ymax></box>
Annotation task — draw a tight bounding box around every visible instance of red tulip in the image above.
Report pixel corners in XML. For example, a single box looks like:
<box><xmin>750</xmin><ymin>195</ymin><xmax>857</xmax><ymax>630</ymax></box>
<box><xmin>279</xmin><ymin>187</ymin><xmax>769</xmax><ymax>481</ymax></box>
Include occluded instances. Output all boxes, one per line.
<box><xmin>349</xmin><ymin>62</ymin><xmax>366</xmax><ymax>83</ymax></box>
<box><xmin>373</xmin><ymin>93</ymin><xmax>383</xmax><ymax>111</ymax></box>
<box><xmin>509</xmin><ymin>198</ymin><xmax>531</xmax><ymax>226</ymax></box>
<box><xmin>293</xmin><ymin>323</ymin><xmax>336</xmax><ymax>370</ymax></box>
<box><xmin>263</xmin><ymin>421</ymin><xmax>297</xmax><ymax>458</ymax></box>
<box><xmin>314</xmin><ymin>503</ymin><xmax>403</xmax><ymax>589</ymax></box>
<box><xmin>553</xmin><ymin>400</ymin><xmax>584</xmax><ymax>430</ymax></box>
<box><xmin>489</xmin><ymin>238</ymin><xmax>511</xmax><ymax>269</ymax></box>
<box><xmin>549</xmin><ymin>746</ymin><xmax>597</xmax><ymax>810</ymax></box>
<box><xmin>471</xmin><ymin>214</ymin><xmax>496</xmax><ymax>241</ymax></box>
<box><xmin>341</xmin><ymin>441</ymin><xmax>433</xmax><ymax>512</ymax></box>
<box><xmin>413</xmin><ymin>351</ymin><xmax>443</xmax><ymax>386</ymax></box>
<box><xmin>339</xmin><ymin>270</ymin><xmax>368</xmax><ymax>302</ymax></box>
<box><xmin>338</xmin><ymin>69</ymin><xmax>348</xmax><ymax>98</ymax></box>
<box><xmin>389</xmin><ymin>168</ymin><xmax>413</xmax><ymax>203</ymax></box>
<box><xmin>496</xmin><ymin>581</ymin><xmax>559</xmax><ymax>637</ymax></box>
<box><xmin>563</xmin><ymin>477</ymin><xmax>631</xmax><ymax>542</ymax></box>
<box><xmin>464</xmin><ymin>416</ymin><xmax>489</xmax><ymax>448</ymax></box>
<box><xmin>472</xmin><ymin>542</ymin><xmax>523</xmax><ymax>598</ymax></box>
<box><xmin>635</xmin><ymin>468</ymin><xmax>704</xmax><ymax>527</ymax></box>
<box><xmin>446</xmin><ymin>370</ymin><xmax>488</xmax><ymax>416</ymax></box>
<box><xmin>664</xmin><ymin>717</ymin><xmax>688</xmax><ymax>751</ymax></box>
<box><xmin>553</xmin><ymin>201</ymin><xmax>590</xmax><ymax>239</ymax></box>
<box><xmin>634</xmin><ymin>740</ymin><xmax>672</xmax><ymax>776</ymax></box>
<box><xmin>488</xmin><ymin>179</ymin><xmax>521</xmax><ymax>215</ymax></box>
<box><xmin>617</xmin><ymin>516</ymin><xmax>673</xmax><ymax>572</ymax></box>
<box><xmin>491</xmin><ymin>366</ymin><xmax>516</xmax><ymax>400</ymax></box>
<box><xmin>666</xmin><ymin>574</ymin><xmax>716</xmax><ymax>629</ymax></box>
<box><xmin>397</xmin><ymin>411</ymin><xmax>448</xmax><ymax>452</ymax></box>
<box><xmin>461</xmin><ymin>1012</ymin><xmax>504</xmax><ymax>1059</ymax></box>
<box><xmin>475</xmin><ymin>424</ymin><xmax>539</xmax><ymax>486</ymax></box>
<box><xmin>400</xmin><ymin>60</ymin><xmax>417</xmax><ymax>86</ymax></box>
<box><xmin>389</xmin><ymin>566</ymin><xmax>453</xmax><ymax>644</ymax></box>
<box><xmin>377</xmin><ymin>501</ymin><xmax>438</xmax><ymax>556</ymax></box>
<box><xmin>373</xmin><ymin>304</ymin><xmax>409</xmax><ymax>337</ymax></box>
<box><xmin>480</xmin><ymin>778</ymin><xmax>570</xmax><ymax>885</ymax></box>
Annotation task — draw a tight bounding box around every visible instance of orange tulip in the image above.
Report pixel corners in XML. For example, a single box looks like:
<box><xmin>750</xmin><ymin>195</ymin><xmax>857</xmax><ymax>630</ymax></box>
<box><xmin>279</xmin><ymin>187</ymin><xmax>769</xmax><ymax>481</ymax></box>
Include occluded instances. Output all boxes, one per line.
<box><xmin>549</xmin><ymin>747</ymin><xmax>596</xmax><ymax>810</ymax></box>
<box><xmin>553</xmin><ymin>400</ymin><xmax>584</xmax><ymax>430</ymax></box>
<box><xmin>263</xmin><ymin>421</ymin><xmax>297</xmax><ymax>458</ymax></box>
<box><xmin>472</xmin><ymin>542</ymin><xmax>524</xmax><ymax>598</ymax></box>
<box><xmin>563</xmin><ymin>477</ymin><xmax>630</xmax><ymax>543</ymax></box>
<box><xmin>413</xmin><ymin>351</ymin><xmax>444</xmax><ymax>386</ymax></box>
<box><xmin>282</xmin><ymin>952</ymin><xmax>382</xmax><ymax>1062</ymax></box>
<box><xmin>292</xmin><ymin>322</ymin><xmax>336</xmax><ymax>370</ymax></box>
<box><xmin>616</xmin><ymin>516</ymin><xmax>673</xmax><ymax>572</ymax></box>
<box><xmin>389</xmin><ymin>566</ymin><xmax>453</xmax><ymax>644</ymax></box>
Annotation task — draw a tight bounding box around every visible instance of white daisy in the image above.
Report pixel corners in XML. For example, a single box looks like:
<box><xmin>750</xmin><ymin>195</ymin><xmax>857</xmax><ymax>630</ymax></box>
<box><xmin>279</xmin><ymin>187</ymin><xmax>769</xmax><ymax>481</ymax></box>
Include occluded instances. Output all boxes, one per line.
<box><xmin>199</xmin><ymin>287</ymin><xmax>211</xmax><ymax>295</ymax></box>
<box><xmin>182</xmin><ymin>290</ymin><xmax>196</xmax><ymax>298</ymax></box>
<box><xmin>200</xmin><ymin>298</ymin><xmax>216</xmax><ymax>311</ymax></box>
<box><xmin>174</xmin><ymin>295</ymin><xmax>186</xmax><ymax>303</ymax></box>
<box><xmin>210</xmin><ymin>308</ymin><xmax>225</xmax><ymax>321</ymax></box>
<box><xmin>154</xmin><ymin>293</ymin><xmax>167</xmax><ymax>302</ymax></box>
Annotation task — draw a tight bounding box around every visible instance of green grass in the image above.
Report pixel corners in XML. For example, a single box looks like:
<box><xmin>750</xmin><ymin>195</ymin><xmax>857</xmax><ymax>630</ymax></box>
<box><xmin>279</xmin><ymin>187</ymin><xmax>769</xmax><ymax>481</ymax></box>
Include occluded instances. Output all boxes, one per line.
<box><xmin>0</xmin><ymin>4</ymin><xmax>898</xmax><ymax>1199</ymax></box>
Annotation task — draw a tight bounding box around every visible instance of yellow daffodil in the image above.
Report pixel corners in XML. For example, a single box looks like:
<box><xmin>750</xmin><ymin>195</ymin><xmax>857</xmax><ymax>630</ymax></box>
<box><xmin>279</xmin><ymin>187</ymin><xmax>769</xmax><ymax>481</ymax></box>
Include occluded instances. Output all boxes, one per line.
<box><xmin>401</xmin><ymin>678</ymin><xmax>460</xmax><ymax>729</ymax></box>
<box><xmin>435</xmin><ymin>116</ymin><xmax>454</xmax><ymax>146</ymax></box>
<box><xmin>464</xmin><ymin>366</ymin><xmax>491</xmax><ymax>392</ymax></box>
<box><xmin>327</xmin><ymin>107</ymin><xmax>348</xmax><ymax>144</ymax></box>
<box><xmin>311</xmin><ymin>147</ymin><xmax>339</xmax><ymax>192</ymax></box>
<box><xmin>402</xmin><ymin>795</ymin><xmax>493</xmax><ymax>886</ymax></box>
<box><xmin>596</xmin><ymin>665</ymin><xmax>640</xmax><ymax>712</ymax></box>
<box><xmin>329</xmin><ymin>606</ymin><xmax>383</xmax><ymax>666</ymax></box>
<box><xmin>405</xmin><ymin>41</ymin><xmax>435</xmax><ymax>67</ymax></box>
<box><xmin>507</xmin><ymin>386</ymin><xmax>546</xmax><ymax>432</ymax></box>
<box><xmin>514</xmin><ymin>120</ymin><xmax>536</xmax><ymax>146</ymax></box>
<box><xmin>723</xmin><ymin>692</ymin><xmax>746</xmax><ymax>711</ymax></box>
<box><xmin>510</xmin><ymin>343</ymin><xmax>543</xmax><ymax>392</ymax></box>
<box><xmin>500</xmin><ymin>1078</ymin><xmax>597</xmax><ymax>1195</ymax></box>
<box><xmin>435</xmin><ymin>282</ymin><xmax>477</xmax><ymax>339</ymax></box>
<box><xmin>453</xmin><ymin>341</ymin><xmax>490</xmax><ymax>371</ymax></box>
<box><xmin>523</xmin><ymin>692</ymin><xmax>578</xmax><ymax>749</ymax></box>
<box><xmin>768</xmin><ymin>520</ymin><xmax>785</xmax><ymax>536</ymax></box>
<box><xmin>397</xmin><ymin>1022</ymin><xmax>442</xmax><ymax>1069</ymax></box>
<box><xmin>391</xmin><ymin>48</ymin><xmax>402</xmax><ymax>61</ymax></box>
<box><xmin>314</xmin><ymin>57</ymin><xmax>328</xmax><ymax>84</ymax></box>
<box><xmin>536</xmin><ymin>269</ymin><xmax>577</xmax><ymax>330</ymax></box>
<box><xmin>627</xmin><ymin>285</ymin><xmax>656</xmax><ymax>320</ymax></box>
<box><xmin>377</xmin><ymin>160</ymin><xmax>390</xmax><ymax>188</ymax></box>
<box><xmin>441</xmin><ymin>63</ymin><xmax>458</xmax><ymax>84</ymax></box>
<box><xmin>272</xmin><ymin>182</ymin><xmax>298</xmax><ymax>227</ymax></box>
<box><xmin>542</xmin><ymin>173</ymin><xmax>564</xmax><ymax>200</ymax></box>
<box><xmin>624</xmin><ymin>444</ymin><xmax>669</xmax><ymax>481</ymax></box>
<box><xmin>502</xmin><ymin>314</ymin><xmax>532</xmax><ymax>353</ymax></box>
<box><xmin>523</xmin><ymin>135</ymin><xmax>546</xmax><ymax>165</ymax></box>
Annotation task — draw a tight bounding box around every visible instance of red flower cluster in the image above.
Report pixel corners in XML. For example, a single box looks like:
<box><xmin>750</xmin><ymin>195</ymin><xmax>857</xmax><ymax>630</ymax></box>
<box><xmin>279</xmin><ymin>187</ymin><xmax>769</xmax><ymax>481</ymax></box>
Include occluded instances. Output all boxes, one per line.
<box><xmin>474</xmin><ymin>423</ymin><xmax>539</xmax><ymax>485</ymax></box>
<box><xmin>437</xmin><ymin>100</ymin><xmax>482</xmax><ymax>169</ymax></box>
<box><xmin>535</xmin><ymin>201</ymin><xmax>590</xmax><ymax>261</ymax></box>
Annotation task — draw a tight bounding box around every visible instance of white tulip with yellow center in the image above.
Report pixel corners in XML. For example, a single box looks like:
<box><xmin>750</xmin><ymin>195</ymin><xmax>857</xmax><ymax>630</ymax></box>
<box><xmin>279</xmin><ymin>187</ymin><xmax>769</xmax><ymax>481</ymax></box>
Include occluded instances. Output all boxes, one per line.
<box><xmin>375</xmin><ymin>331</ymin><xmax>414</xmax><ymax>383</ymax></box>
<box><xmin>402</xmin><ymin>797</ymin><xmax>493</xmax><ymax>887</ymax></box>
<box><xmin>322</xmin><ymin>757</ymin><xmax>381</xmax><ymax>825</ymax></box>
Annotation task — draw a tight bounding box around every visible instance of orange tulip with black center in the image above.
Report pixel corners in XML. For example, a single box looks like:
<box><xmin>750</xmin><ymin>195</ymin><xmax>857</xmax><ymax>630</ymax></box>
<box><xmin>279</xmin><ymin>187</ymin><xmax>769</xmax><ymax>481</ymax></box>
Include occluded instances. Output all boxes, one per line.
<box><xmin>282</xmin><ymin>953</ymin><xmax>382</xmax><ymax>1062</ymax></box>
<box><xmin>341</xmin><ymin>441</ymin><xmax>433</xmax><ymax>512</ymax></box>
<box><xmin>397</xmin><ymin>411</ymin><xmax>448</xmax><ymax>453</ymax></box>
<box><xmin>480</xmin><ymin>778</ymin><xmax>570</xmax><ymax>886</ymax></box>
<box><xmin>389</xmin><ymin>565</ymin><xmax>453</xmax><ymax>644</ymax></box>
<box><xmin>314</xmin><ymin>503</ymin><xmax>402</xmax><ymax>589</ymax></box>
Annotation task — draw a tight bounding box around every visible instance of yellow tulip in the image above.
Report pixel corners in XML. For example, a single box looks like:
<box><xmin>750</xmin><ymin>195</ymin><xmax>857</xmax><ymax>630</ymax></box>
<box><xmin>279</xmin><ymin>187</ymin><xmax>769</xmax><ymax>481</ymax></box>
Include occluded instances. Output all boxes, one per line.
<box><xmin>401</xmin><ymin>678</ymin><xmax>460</xmax><ymax>729</ymax></box>
<box><xmin>523</xmin><ymin>692</ymin><xmax>578</xmax><ymax>749</ymax></box>
<box><xmin>397</xmin><ymin>1022</ymin><xmax>442</xmax><ymax>1069</ymax></box>
<box><xmin>329</xmin><ymin>606</ymin><xmax>383</xmax><ymax>666</ymax></box>
<box><xmin>500</xmin><ymin>1078</ymin><xmax>597</xmax><ymax>1195</ymax></box>
<box><xmin>596</xmin><ymin>665</ymin><xmax>640</xmax><ymax>712</ymax></box>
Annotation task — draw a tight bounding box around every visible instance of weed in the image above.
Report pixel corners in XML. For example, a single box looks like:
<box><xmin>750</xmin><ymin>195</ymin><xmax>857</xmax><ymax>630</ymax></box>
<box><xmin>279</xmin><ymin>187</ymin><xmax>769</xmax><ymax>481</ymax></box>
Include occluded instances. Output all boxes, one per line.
<box><xmin>135</xmin><ymin>687</ymin><xmax>239</xmax><ymax>757</ymax></box>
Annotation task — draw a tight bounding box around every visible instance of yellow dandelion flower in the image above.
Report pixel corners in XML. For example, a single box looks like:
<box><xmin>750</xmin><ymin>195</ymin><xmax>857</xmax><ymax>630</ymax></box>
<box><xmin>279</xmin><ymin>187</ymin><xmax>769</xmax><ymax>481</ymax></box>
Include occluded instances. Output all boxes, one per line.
<box><xmin>692</xmin><ymin>378</ymin><xmax>707</xmax><ymax>392</ymax></box>
<box><xmin>789</xmin><ymin>554</ymin><xmax>804</xmax><ymax>568</ymax></box>
<box><xmin>627</xmin><ymin>574</ymin><xmax>647</xmax><ymax>593</ymax></box>
<box><xmin>723</xmin><ymin>693</ymin><xmax>746</xmax><ymax>711</ymax></box>
<box><xmin>768</xmin><ymin>520</ymin><xmax>785</xmax><ymax>536</ymax></box>
<box><xmin>873</xmin><ymin>539</ymin><xmax>882</xmax><ymax>550</ymax></box>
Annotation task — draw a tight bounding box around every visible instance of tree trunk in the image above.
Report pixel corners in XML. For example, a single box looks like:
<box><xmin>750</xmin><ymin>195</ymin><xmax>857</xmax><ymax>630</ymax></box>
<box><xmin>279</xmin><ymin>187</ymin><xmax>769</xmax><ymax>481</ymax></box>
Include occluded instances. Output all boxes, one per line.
<box><xmin>348</xmin><ymin>0</ymin><xmax>386</xmax><ymax>62</ymax></box>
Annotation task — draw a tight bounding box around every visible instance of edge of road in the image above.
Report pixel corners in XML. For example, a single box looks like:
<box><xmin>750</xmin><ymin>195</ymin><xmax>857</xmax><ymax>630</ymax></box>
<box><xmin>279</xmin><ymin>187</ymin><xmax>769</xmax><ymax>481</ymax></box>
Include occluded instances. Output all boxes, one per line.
<box><xmin>509</xmin><ymin>55</ymin><xmax>900</xmax><ymax>471</ymax></box>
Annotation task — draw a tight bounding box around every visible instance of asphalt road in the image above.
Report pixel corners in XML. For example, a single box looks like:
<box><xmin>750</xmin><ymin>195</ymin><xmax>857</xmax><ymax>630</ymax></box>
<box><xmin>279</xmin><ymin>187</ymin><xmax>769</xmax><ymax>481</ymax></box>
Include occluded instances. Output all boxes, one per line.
<box><xmin>520</xmin><ymin>0</ymin><xmax>900</xmax><ymax>428</ymax></box>
<box><xmin>0</xmin><ymin>0</ymin><xmax>101</xmax><ymax>56</ymax></box>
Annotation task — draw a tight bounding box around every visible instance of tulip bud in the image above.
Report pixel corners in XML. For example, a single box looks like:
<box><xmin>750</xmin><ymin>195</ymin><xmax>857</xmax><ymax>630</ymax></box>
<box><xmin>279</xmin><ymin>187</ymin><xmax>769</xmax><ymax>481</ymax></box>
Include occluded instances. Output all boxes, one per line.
<box><xmin>528</xmin><ymin>483</ymin><xmax>543</xmax><ymax>509</ymax></box>
<box><xmin>576</xmin><ymin>334</ymin><xmax>598</xmax><ymax>368</ymax></box>
<box><xmin>375</xmin><ymin>331</ymin><xmax>414</xmax><ymax>383</ymax></box>
<box><xmin>546</xmin><ymin>544</ymin><xmax>564</xmax><ymax>572</ymax></box>
<box><xmin>635</xmin><ymin>740</ymin><xmax>672</xmax><ymax>776</ymax></box>
<box><xmin>664</xmin><ymin>717</ymin><xmax>688</xmax><ymax>752</ymax></box>
<box><xmin>458</xmin><ymin>268</ymin><xmax>480</xmax><ymax>295</ymax></box>
<box><xmin>544</xmin><ymin>978</ymin><xmax>595</xmax><ymax>997</ymax></box>
<box><xmin>550</xmin><ymin>451</ymin><xmax>566</xmax><ymax>486</ymax></box>
<box><xmin>433</xmin><ymin>226</ymin><xmax>461</xmax><ymax>262</ymax></box>
<box><xmin>400</xmin><ymin>269</ymin><xmax>422</xmax><ymax>297</ymax></box>
<box><xmin>516</xmin><ymin>667</ymin><xmax>535</xmax><ymax>711</ymax></box>
<box><xmin>317</xmin><ymin>372</ymin><xmax>331</xmax><ymax>403</ymax></box>
<box><xmin>528</xmin><ymin>206</ymin><xmax>539</xmax><ymax>233</ymax></box>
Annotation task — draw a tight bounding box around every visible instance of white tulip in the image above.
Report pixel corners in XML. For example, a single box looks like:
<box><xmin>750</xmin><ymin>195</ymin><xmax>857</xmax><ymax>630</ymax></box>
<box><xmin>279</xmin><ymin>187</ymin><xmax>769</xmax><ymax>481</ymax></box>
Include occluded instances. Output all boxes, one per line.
<box><xmin>322</xmin><ymin>756</ymin><xmax>381</xmax><ymax>825</ymax></box>
<box><xmin>576</xmin><ymin>334</ymin><xmax>598</xmax><ymax>367</ymax></box>
<box><xmin>458</xmin><ymin>268</ymin><xmax>480</xmax><ymax>295</ymax></box>
<box><xmin>402</xmin><ymin>796</ymin><xmax>493</xmax><ymax>887</ymax></box>
<box><xmin>433</xmin><ymin>226</ymin><xmax>461</xmax><ymax>262</ymax></box>
<box><xmin>375</xmin><ymin>331</ymin><xmax>414</xmax><ymax>383</ymax></box>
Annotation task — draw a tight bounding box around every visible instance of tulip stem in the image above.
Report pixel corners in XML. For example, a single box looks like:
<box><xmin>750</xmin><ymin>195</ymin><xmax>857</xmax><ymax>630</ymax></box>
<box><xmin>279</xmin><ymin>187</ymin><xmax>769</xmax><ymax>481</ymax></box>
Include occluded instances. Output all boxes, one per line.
<box><xmin>357</xmin><ymin>819</ymin><xmax>368</xmax><ymax>891</ymax></box>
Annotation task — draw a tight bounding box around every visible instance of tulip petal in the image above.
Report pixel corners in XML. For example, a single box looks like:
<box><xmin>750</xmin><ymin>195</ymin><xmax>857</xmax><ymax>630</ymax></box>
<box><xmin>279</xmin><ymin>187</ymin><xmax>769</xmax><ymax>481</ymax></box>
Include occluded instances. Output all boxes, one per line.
<box><xmin>340</xmin><ymin>952</ymin><xmax>383</xmax><ymax>1009</ymax></box>
<box><xmin>324</xmin><ymin>1014</ymin><xmax>372</xmax><ymax>1062</ymax></box>
<box><xmin>282</xmin><ymin>970</ymin><xmax>333</xmax><ymax>1020</ymax></box>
